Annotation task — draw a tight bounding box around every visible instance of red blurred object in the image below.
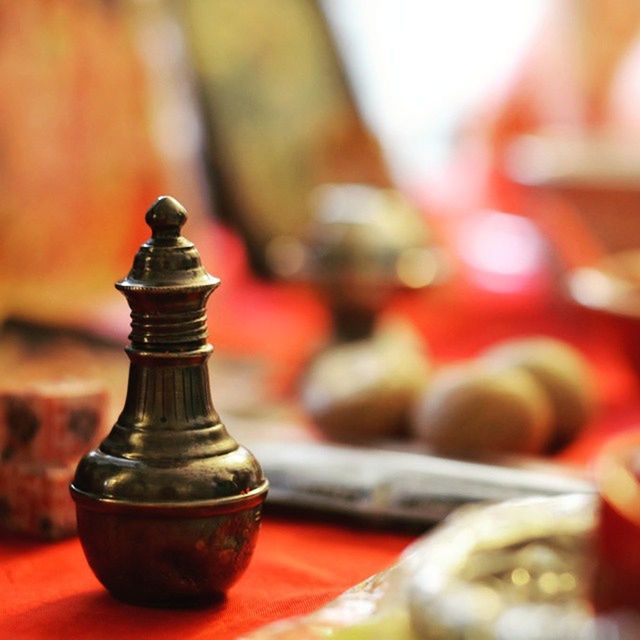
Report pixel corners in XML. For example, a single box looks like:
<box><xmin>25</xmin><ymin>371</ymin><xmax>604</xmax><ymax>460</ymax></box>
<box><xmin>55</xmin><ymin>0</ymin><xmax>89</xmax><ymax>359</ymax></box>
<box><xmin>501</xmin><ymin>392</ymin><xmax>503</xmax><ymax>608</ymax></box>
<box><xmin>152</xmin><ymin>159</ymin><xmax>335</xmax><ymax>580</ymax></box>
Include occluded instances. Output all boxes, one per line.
<box><xmin>567</xmin><ymin>251</ymin><xmax>640</xmax><ymax>377</ymax></box>
<box><xmin>0</xmin><ymin>1</ymin><xmax>167</xmax><ymax>325</ymax></box>
<box><xmin>593</xmin><ymin>431</ymin><xmax>640</xmax><ymax>612</ymax></box>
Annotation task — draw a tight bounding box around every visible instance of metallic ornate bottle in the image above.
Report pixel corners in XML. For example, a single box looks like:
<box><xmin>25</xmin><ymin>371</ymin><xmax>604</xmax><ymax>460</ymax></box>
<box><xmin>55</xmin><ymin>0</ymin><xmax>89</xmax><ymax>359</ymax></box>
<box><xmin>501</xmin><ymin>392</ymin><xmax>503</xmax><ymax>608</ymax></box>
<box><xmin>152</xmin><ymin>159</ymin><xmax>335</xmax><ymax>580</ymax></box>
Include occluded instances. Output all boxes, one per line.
<box><xmin>70</xmin><ymin>196</ymin><xmax>268</xmax><ymax>607</ymax></box>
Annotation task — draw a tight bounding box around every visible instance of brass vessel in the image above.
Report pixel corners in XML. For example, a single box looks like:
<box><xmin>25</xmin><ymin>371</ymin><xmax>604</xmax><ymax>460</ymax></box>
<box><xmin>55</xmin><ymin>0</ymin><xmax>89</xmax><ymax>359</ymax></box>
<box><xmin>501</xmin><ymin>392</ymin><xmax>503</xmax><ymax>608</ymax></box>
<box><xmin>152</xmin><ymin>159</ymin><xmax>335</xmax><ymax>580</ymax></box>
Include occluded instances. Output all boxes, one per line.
<box><xmin>271</xmin><ymin>184</ymin><xmax>442</xmax><ymax>341</ymax></box>
<box><xmin>70</xmin><ymin>196</ymin><xmax>268</xmax><ymax>607</ymax></box>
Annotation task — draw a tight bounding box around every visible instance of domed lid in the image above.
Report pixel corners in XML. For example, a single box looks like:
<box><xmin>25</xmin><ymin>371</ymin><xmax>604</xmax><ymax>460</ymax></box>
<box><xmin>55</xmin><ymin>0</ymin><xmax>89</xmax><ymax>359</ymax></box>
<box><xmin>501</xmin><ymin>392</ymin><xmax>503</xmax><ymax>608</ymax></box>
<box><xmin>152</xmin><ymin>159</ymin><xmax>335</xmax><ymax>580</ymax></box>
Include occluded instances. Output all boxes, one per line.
<box><xmin>116</xmin><ymin>196</ymin><xmax>220</xmax><ymax>292</ymax></box>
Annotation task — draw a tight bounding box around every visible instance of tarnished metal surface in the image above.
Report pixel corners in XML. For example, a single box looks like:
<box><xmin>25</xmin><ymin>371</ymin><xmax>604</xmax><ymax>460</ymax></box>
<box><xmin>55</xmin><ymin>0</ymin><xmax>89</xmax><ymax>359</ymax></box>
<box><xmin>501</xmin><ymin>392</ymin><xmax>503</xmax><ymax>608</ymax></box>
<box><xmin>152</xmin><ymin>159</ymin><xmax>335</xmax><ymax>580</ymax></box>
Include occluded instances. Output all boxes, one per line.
<box><xmin>71</xmin><ymin>196</ymin><xmax>267</xmax><ymax>607</ymax></box>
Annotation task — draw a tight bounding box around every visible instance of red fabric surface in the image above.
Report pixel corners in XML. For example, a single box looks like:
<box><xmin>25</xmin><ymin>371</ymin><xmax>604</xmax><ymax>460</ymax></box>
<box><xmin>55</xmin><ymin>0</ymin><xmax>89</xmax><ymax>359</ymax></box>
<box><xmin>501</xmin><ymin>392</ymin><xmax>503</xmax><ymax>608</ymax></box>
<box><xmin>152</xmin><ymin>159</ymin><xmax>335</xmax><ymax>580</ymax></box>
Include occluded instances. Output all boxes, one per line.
<box><xmin>4</xmin><ymin>214</ymin><xmax>640</xmax><ymax>638</ymax></box>
<box><xmin>0</xmin><ymin>518</ymin><xmax>412</xmax><ymax>639</ymax></box>
<box><xmin>3</xmin><ymin>280</ymin><xmax>637</xmax><ymax>640</ymax></box>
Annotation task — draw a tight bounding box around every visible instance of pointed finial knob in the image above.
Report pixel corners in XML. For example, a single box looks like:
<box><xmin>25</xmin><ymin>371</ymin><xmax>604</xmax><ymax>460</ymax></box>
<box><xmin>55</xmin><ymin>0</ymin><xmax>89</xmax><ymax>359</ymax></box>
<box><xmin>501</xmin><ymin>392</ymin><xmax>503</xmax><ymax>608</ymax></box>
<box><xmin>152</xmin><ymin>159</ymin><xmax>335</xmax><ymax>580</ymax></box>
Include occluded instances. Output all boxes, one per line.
<box><xmin>145</xmin><ymin>196</ymin><xmax>187</xmax><ymax>239</ymax></box>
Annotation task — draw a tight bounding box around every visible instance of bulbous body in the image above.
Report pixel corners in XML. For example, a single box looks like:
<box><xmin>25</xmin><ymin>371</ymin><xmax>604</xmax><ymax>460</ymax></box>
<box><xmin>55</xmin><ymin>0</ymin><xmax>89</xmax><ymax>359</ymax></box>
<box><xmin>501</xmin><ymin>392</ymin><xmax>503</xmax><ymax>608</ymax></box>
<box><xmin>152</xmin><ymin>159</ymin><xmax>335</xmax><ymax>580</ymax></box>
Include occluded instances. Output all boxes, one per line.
<box><xmin>74</xmin><ymin>492</ymin><xmax>264</xmax><ymax>607</ymax></box>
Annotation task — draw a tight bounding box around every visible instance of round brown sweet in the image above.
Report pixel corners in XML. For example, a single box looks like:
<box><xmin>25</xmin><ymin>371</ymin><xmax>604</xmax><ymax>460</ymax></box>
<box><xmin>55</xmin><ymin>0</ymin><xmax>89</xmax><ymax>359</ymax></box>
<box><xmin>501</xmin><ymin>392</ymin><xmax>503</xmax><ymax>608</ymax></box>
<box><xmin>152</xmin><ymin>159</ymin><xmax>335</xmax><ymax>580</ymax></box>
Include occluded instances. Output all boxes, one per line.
<box><xmin>410</xmin><ymin>364</ymin><xmax>553</xmax><ymax>458</ymax></box>
<box><xmin>301</xmin><ymin>323</ymin><xmax>431</xmax><ymax>442</ymax></box>
<box><xmin>480</xmin><ymin>337</ymin><xmax>595</xmax><ymax>450</ymax></box>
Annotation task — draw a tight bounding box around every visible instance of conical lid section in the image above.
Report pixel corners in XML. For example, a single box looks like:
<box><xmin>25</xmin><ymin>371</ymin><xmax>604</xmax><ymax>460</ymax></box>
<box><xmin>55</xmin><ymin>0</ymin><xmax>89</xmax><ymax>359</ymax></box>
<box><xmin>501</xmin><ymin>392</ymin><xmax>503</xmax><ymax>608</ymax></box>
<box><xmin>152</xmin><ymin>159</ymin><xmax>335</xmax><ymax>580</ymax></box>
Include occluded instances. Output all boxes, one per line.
<box><xmin>117</xmin><ymin>196</ymin><xmax>220</xmax><ymax>290</ymax></box>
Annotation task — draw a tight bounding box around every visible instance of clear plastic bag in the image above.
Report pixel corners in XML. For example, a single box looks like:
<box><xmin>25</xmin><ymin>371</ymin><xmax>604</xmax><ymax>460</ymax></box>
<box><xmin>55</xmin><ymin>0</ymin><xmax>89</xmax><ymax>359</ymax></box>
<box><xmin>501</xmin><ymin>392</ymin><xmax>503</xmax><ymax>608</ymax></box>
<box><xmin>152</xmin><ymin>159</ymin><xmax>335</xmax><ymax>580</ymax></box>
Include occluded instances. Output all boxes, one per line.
<box><xmin>242</xmin><ymin>494</ymin><xmax>640</xmax><ymax>639</ymax></box>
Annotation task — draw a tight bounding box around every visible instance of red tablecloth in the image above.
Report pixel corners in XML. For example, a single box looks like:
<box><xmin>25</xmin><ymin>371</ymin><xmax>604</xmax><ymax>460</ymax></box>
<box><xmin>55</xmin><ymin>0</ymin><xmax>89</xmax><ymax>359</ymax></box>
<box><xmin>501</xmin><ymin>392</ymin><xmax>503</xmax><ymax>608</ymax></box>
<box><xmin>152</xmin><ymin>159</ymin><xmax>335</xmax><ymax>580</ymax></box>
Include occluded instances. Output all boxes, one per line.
<box><xmin>4</xmin><ymin>218</ymin><xmax>640</xmax><ymax>638</ymax></box>
<box><xmin>0</xmin><ymin>517</ymin><xmax>413</xmax><ymax>639</ymax></box>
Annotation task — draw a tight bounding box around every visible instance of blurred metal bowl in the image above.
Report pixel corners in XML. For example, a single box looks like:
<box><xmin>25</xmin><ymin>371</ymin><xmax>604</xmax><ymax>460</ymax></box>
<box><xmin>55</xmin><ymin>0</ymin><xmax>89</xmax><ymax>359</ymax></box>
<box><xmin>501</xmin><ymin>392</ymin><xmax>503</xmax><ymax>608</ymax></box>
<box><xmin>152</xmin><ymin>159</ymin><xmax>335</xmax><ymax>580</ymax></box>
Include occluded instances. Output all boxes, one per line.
<box><xmin>267</xmin><ymin>184</ymin><xmax>447</xmax><ymax>340</ymax></box>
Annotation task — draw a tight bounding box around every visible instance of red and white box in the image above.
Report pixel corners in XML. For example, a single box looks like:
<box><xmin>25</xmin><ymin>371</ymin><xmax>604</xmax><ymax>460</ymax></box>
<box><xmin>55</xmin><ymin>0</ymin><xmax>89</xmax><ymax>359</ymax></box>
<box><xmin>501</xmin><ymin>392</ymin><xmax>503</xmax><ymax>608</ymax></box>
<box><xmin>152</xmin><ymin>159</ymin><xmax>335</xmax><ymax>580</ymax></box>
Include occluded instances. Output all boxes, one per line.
<box><xmin>0</xmin><ymin>460</ymin><xmax>77</xmax><ymax>539</ymax></box>
<box><xmin>0</xmin><ymin>380</ymin><xmax>108</xmax><ymax>466</ymax></box>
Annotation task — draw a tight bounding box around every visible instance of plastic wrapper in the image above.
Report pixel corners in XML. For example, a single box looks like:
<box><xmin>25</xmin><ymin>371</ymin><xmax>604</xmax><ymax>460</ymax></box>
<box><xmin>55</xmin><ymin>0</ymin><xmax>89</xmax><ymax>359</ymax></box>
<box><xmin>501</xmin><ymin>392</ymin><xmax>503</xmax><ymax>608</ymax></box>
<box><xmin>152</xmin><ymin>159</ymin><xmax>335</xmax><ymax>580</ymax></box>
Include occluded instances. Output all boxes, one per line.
<box><xmin>242</xmin><ymin>494</ymin><xmax>640</xmax><ymax>639</ymax></box>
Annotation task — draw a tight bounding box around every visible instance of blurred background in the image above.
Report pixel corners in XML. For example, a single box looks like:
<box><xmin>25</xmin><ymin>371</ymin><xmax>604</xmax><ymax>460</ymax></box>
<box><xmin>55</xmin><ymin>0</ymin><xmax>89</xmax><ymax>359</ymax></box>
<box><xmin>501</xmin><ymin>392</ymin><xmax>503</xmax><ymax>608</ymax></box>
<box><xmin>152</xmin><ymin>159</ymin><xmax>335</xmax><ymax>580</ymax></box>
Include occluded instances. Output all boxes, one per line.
<box><xmin>9</xmin><ymin>6</ymin><xmax>640</xmax><ymax>636</ymax></box>
<box><xmin>4</xmin><ymin>0</ymin><xmax>640</xmax><ymax>503</ymax></box>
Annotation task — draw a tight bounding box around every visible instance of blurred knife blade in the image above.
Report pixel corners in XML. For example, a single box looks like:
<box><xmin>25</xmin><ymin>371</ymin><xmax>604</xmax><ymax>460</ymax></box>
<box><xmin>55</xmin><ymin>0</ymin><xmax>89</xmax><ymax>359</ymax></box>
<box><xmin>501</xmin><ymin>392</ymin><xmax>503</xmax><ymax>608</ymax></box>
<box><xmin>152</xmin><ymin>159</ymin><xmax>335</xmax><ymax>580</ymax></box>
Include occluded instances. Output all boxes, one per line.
<box><xmin>252</xmin><ymin>441</ymin><xmax>594</xmax><ymax>528</ymax></box>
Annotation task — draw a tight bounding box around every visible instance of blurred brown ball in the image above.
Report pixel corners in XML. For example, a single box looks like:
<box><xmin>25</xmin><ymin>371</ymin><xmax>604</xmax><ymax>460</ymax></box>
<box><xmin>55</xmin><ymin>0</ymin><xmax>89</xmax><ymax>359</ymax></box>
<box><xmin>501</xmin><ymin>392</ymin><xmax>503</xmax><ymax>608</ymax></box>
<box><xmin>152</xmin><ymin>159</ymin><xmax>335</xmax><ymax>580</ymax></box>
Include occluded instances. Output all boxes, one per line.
<box><xmin>301</xmin><ymin>322</ymin><xmax>430</xmax><ymax>442</ymax></box>
<box><xmin>480</xmin><ymin>337</ymin><xmax>595</xmax><ymax>451</ymax></box>
<box><xmin>410</xmin><ymin>364</ymin><xmax>553</xmax><ymax>458</ymax></box>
